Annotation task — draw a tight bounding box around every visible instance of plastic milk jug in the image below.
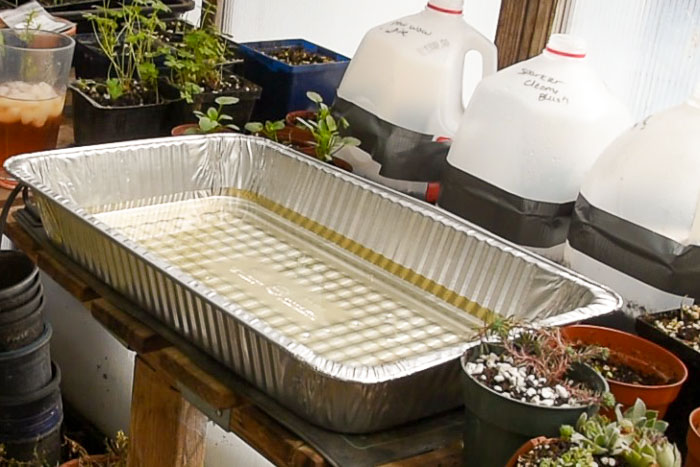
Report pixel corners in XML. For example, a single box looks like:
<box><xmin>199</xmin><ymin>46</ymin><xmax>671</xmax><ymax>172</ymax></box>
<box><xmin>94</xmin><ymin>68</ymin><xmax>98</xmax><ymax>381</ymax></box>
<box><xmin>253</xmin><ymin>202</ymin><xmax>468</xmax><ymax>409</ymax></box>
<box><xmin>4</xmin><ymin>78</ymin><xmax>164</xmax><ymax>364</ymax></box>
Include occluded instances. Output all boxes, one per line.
<box><xmin>566</xmin><ymin>83</ymin><xmax>700</xmax><ymax>313</ymax></box>
<box><xmin>438</xmin><ymin>34</ymin><xmax>632</xmax><ymax>261</ymax></box>
<box><xmin>334</xmin><ymin>0</ymin><xmax>497</xmax><ymax>201</ymax></box>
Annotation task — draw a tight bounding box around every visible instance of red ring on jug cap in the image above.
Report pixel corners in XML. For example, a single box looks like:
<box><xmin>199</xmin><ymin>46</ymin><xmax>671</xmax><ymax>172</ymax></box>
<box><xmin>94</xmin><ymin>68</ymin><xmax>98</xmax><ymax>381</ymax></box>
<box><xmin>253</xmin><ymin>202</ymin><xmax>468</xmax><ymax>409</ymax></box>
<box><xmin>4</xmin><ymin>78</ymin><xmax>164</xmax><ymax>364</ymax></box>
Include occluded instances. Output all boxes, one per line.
<box><xmin>427</xmin><ymin>3</ymin><xmax>463</xmax><ymax>14</ymax></box>
<box><xmin>545</xmin><ymin>34</ymin><xmax>587</xmax><ymax>58</ymax></box>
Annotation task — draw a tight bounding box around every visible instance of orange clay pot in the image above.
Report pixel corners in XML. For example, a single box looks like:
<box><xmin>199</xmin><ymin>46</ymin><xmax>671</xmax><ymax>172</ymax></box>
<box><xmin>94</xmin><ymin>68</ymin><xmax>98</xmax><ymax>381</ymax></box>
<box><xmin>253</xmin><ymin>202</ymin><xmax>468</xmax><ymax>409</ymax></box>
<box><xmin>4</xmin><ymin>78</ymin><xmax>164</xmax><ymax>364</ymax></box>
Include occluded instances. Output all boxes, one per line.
<box><xmin>561</xmin><ymin>325</ymin><xmax>688</xmax><ymax>418</ymax></box>
<box><xmin>687</xmin><ymin>407</ymin><xmax>700</xmax><ymax>467</ymax></box>
<box><xmin>505</xmin><ymin>437</ymin><xmax>553</xmax><ymax>467</ymax></box>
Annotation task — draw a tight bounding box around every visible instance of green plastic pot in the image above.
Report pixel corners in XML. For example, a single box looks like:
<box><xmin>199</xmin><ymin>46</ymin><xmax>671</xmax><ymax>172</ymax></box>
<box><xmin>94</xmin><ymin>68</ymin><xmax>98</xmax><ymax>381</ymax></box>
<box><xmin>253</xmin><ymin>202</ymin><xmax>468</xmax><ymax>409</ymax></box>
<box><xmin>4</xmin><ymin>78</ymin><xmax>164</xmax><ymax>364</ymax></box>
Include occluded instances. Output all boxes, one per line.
<box><xmin>460</xmin><ymin>344</ymin><xmax>609</xmax><ymax>467</ymax></box>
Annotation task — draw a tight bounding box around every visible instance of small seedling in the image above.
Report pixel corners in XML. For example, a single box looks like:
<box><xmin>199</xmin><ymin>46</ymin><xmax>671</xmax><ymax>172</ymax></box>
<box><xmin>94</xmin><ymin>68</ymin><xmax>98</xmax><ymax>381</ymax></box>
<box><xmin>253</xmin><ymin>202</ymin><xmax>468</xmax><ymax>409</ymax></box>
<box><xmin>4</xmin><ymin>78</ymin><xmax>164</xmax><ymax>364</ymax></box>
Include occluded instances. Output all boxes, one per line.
<box><xmin>164</xmin><ymin>3</ymin><xmax>228</xmax><ymax>103</ymax></box>
<box><xmin>296</xmin><ymin>91</ymin><xmax>360</xmax><ymax>162</ymax></box>
<box><xmin>244</xmin><ymin>120</ymin><xmax>285</xmax><ymax>142</ymax></box>
<box><xmin>187</xmin><ymin>96</ymin><xmax>239</xmax><ymax>134</ymax></box>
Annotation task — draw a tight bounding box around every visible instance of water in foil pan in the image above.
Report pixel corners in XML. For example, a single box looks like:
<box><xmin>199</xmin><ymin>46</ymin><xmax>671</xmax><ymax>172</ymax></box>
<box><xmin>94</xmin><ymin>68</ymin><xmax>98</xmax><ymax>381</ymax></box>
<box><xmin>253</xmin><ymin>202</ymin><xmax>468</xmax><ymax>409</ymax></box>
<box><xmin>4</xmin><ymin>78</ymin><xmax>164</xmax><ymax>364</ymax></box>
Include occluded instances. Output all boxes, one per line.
<box><xmin>5</xmin><ymin>135</ymin><xmax>621</xmax><ymax>433</ymax></box>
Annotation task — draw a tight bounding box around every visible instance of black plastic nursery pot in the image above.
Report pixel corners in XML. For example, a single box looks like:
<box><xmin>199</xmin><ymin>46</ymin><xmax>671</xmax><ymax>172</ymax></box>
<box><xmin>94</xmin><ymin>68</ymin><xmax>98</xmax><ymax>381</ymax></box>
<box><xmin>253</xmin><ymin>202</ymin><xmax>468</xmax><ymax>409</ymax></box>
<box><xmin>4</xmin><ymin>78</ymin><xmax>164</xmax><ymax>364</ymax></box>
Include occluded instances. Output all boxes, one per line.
<box><xmin>0</xmin><ymin>250</ymin><xmax>39</xmax><ymax>306</ymax></box>
<box><xmin>73</xmin><ymin>33</ymin><xmax>112</xmax><ymax>80</ymax></box>
<box><xmin>0</xmin><ymin>363</ymin><xmax>63</xmax><ymax>465</ymax></box>
<box><xmin>460</xmin><ymin>344</ymin><xmax>609</xmax><ymax>467</ymax></box>
<box><xmin>239</xmin><ymin>39</ymin><xmax>350</xmax><ymax>121</ymax></box>
<box><xmin>0</xmin><ymin>323</ymin><xmax>52</xmax><ymax>396</ymax></box>
<box><xmin>636</xmin><ymin>310</ymin><xmax>700</xmax><ymax>452</ymax></box>
<box><xmin>0</xmin><ymin>289</ymin><xmax>45</xmax><ymax>351</ymax></box>
<box><xmin>162</xmin><ymin>75</ymin><xmax>262</xmax><ymax>130</ymax></box>
<box><xmin>0</xmin><ymin>272</ymin><xmax>41</xmax><ymax>313</ymax></box>
<box><xmin>70</xmin><ymin>83</ymin><xmax>176</xmax><ymax>145</ymax></box>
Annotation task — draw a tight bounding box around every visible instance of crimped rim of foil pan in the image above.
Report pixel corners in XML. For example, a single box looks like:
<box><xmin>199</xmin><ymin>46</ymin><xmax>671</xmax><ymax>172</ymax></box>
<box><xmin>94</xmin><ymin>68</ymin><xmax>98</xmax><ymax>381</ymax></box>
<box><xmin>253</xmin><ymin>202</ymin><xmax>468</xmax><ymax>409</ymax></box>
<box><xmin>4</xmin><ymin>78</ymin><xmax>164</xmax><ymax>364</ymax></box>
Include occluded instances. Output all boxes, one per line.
<box><xmin>5</xmin><ymin>135</ymin><xmax>622</xmax><ymax>383</ymax></box>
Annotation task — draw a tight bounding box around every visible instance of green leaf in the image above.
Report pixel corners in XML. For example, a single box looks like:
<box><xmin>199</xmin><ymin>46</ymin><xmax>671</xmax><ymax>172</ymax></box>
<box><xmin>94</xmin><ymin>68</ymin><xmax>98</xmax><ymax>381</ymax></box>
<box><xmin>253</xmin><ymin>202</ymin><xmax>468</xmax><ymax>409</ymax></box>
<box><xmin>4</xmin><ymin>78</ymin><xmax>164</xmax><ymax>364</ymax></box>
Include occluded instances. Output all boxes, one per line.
<box><xmin>184</xmin><ymin>127</ymin><xmax>201</xmax><ymax>135</ymax></box>
<box><xmin>245</xmin><ymin>122</ymin><xmax>263</xmax><ymax>133</ymax></box>
<box><xmin>226</xmin><ymin>124</ymin><xmax>240</xmax><ymax>131</ymax></box>
<box><xmin>325</xmin><ymin>115</ymin><xmax>337</xmax><ymax>132</ymax></box>
<box><xmin>198</xmin><ymin>117</ymin><xmax>219</xmax><ymax>133</ymax></box>
<box><xmin>306</xmin><ymin>91</ymin><xmax>323</xmax><ymax>104</ymax></box>
<box><xmin>341</xmin><ymin>136</ymin><xmax>361</xmax><ymax>147</ymax></box>
<box><xmin>105</xmin><ymin>78</ymin><xmax>124</xmax><ymax>100</ymax></box>
<box><xmin>219</xmin><ymin>115</ymin><xmax>233</xmax><ymax>121</ymax></box>
<box><xmin>193</xmin><ymin>110</ymin><xmax>205</xmax><ymax>119</ymax></box>
<box><xmin>215</xmin><ymin>96</ymin><xmax>239</xmax><ymax>106</ymax></box>
<box><xmin>207</xmin><ymin>107</ymin><xmax>219</xmax><ymax>120</ymax></box>
<box><xmin>270</xmin><ymin>120</ymin><xmax>285</xmax><ymax>131</ymax></box>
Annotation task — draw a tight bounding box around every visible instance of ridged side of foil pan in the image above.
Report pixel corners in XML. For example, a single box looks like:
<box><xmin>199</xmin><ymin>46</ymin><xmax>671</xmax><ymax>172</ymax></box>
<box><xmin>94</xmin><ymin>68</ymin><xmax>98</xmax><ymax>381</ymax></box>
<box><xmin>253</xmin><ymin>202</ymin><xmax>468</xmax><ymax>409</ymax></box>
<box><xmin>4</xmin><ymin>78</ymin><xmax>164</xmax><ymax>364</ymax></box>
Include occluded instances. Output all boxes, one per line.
<box><xmin>6</xmin><ymin>135</ymin><xmax>622</xmax><ymax>433</ymax></box>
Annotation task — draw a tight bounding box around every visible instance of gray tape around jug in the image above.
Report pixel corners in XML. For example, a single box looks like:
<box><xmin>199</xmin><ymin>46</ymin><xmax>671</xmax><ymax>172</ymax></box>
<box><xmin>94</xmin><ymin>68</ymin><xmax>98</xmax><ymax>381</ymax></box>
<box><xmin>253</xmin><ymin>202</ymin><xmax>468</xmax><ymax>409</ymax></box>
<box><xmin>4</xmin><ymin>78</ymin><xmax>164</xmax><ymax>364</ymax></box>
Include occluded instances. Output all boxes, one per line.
<box><xmin>438</xmin><ymin>165</ymin><xmax>574</xmax><ymax>248</ymax></box>
<box><xmin>569</xmin><ymin>195</ymin><xmax>700</xmax><ymax>299</ymax></box>
<box><xmin>333</xmin><ymin>97</ymin><xmax>450</xmax><ymax>182</ymax></box>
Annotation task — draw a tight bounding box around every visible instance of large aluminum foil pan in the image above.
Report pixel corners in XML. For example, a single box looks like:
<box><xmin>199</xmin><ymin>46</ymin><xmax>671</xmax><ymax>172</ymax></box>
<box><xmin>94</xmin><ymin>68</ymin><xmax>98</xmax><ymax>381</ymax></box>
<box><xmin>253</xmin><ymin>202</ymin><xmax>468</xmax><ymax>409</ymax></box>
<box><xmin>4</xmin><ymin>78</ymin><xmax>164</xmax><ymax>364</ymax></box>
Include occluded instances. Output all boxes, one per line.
<box><xmin>6</xmin><ymin>135</ymin><xmax>621</xmax><ymax>433</ymax></box>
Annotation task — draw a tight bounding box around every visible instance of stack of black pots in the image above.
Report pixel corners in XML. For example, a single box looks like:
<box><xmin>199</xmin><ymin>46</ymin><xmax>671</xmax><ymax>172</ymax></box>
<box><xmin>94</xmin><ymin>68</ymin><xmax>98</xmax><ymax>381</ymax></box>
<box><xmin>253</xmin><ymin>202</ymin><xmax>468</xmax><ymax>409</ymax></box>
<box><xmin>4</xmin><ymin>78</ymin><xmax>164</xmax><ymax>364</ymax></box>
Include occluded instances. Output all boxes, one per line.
<box><xmin>0</xmin><ymin>251</ymin><xmax>62</xmax><ymax>464</ymax></box>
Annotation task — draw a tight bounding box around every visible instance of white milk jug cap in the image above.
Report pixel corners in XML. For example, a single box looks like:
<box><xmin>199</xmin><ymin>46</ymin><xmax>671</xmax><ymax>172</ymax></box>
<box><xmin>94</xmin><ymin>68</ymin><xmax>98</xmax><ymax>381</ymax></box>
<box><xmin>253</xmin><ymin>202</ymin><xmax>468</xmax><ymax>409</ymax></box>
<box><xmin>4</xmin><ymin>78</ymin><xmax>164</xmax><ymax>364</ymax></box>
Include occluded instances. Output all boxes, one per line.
<box><xmin>427</xmin><ymin>0</ymin><xmax>464</xmax><ymax>14</ymax></box>
<box><xmin>545</xmin><ymin>34</ymin><xmax>587</xmax><ymax>58</ymax></box>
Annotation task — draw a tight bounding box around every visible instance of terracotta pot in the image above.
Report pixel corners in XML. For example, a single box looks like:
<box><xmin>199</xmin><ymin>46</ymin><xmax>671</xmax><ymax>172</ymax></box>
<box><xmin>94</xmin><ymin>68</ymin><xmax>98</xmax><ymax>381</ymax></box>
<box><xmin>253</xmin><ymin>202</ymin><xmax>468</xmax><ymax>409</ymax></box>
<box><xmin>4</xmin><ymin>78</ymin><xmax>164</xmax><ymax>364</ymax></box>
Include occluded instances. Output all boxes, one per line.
<box><xmin>171</xmin><ymin>124</ymin><xmax>235</xmax><ymax>136</ymax></box>
<box><xmin>171</xmin><ymin>123</ymin><xmax>199</xmax><ymax>136</ymax></box>
<box><xmin>688</xmin><ymin>408</ymin><xmax>700</xmax><ymax>467</ymax></box>
<box><xmin>60</xmin><ymin>454</ymin><xmax>113</xmax><ymax>466</ymax></box>
<box><xmin>505</xmin><ymin>436</ymin><xmax>553</xmax><ymax>467</ymax></box>
<box><xmin>561</xmin><ymin>325</ymin><xmax>688</xmax><ymax>418</ymax></box>
<box><xmin>277</xmin><ymin>126</ymin><xmax>315</xmax><ymax>147</ymax></box>
<box><xmin>285</xmin><ymin>109</ymin><xmax>316</xmax><ymax>127</ymax></box>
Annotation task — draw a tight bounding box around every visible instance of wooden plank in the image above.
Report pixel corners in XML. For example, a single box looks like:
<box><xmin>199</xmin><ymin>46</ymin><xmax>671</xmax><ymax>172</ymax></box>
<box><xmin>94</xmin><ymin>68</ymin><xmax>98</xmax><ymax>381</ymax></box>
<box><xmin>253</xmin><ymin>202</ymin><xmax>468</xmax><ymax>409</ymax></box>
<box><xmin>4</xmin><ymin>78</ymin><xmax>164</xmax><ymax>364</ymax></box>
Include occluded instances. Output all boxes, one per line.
<box><xmin>37</xmin><ymin>250</ymin><xmax>98</xmax><ymax>302</ymax></box>
<box><xmin>495</xmin><ymin>0</ymin><xmax>560</xmax><ymax>69</ymax></box>
<box><xmin>230</xmin><ymin>404</ymin><xmax>328</xmax><ymax>467</ymax></box>
<box><xmin>90</xmin><ymin>299</ymin><xmax>171</xmax><ymax>354</ymax></box>
<box><xmin>128</xmin><ymin>357</ymin><xmax>207</xmax><ymax>467</ymax></box>
<box><xmin>156</xmin><ymin>346</ymin><xmax>240</xmax><ymax>410</ymax></box>
<box><xmin>378</xmin><ymin>440</ymin><xmax>463</xmax><ymax>467</ymax></box>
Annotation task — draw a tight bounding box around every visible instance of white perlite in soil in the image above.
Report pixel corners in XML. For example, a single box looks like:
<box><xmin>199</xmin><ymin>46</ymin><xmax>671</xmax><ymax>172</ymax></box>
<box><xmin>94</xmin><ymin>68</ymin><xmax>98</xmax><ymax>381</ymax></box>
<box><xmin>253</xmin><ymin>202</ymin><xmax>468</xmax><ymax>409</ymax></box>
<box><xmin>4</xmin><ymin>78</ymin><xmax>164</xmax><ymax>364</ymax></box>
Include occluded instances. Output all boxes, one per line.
<box><xmin>465</xmin><ymin>352</ymin><xmax>585</xmax><ymax>407</ymax></box>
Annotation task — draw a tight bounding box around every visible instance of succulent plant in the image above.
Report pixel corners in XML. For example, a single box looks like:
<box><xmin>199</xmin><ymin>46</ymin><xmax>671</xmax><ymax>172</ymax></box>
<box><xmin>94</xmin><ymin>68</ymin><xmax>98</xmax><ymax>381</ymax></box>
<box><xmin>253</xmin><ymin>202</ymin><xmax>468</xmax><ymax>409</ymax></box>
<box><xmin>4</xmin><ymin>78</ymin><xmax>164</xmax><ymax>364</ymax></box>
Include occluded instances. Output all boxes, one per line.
<box><xmin>556</xmin><ymin>399</ymin><xmax>681</xmax><ymax>467</ymax></box>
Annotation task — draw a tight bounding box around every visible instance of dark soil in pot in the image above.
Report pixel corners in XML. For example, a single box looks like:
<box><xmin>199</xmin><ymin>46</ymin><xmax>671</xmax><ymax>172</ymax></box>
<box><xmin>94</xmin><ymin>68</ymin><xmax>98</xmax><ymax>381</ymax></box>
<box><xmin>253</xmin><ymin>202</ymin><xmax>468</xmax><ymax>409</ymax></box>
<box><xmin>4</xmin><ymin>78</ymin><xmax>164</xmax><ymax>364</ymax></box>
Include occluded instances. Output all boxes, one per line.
<box><xmin>460</xmin><ymin>344</ymin><xmax>608</xmax><ymax>467</ymax></box>
<box><xmin>264</xmin><ymin>46</ymin><xmax>337</xmax><ymax>65</ymax></box>
<box><xmin>70</xmin><ymin>80</ymin><xmax>175</xmax><ymax>145</ymax></box>
<box><xmin>588</xmin><ymin>354</ymin><xmax>669</xmax><ymax>385</ymax></box>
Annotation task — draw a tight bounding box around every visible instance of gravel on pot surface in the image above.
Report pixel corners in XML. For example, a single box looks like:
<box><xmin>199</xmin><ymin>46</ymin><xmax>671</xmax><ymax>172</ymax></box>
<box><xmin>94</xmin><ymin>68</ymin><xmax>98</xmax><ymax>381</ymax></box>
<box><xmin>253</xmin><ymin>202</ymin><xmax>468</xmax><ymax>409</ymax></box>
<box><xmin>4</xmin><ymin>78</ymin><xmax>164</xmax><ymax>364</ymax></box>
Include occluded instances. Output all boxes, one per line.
<box><xmin>650</xmin><ymin>305</ymin><xmax>700</xmax><ymax>352</ymax></box>
<box><xmin>465</xmin><ymin>352</ymin><xmax>592</xmax><ymax>407</ymax></box>
<box><xmin>516</xmin><ymin>439</ymin><xmax>622</xmax><ymax>466</ymax></box>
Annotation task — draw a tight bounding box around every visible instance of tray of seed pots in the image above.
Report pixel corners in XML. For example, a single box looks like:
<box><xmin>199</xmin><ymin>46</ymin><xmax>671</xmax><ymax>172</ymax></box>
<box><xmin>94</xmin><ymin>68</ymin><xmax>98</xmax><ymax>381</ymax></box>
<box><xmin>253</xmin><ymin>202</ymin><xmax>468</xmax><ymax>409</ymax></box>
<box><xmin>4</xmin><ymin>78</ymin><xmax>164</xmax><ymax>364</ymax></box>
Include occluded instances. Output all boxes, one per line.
<box><xmin>461</xmin><ymin>320</ymin><xmax>612</xmax><ymax>467</ymax></box>
<box><xmin>507</xmin><ymin>398</ymin><xmax>682</xmax><ymax>467</ymax></box>
<box><xmin>69</xmin><ymin>0</ymin><xmax>179</xmax><ymax>144</ymax></box>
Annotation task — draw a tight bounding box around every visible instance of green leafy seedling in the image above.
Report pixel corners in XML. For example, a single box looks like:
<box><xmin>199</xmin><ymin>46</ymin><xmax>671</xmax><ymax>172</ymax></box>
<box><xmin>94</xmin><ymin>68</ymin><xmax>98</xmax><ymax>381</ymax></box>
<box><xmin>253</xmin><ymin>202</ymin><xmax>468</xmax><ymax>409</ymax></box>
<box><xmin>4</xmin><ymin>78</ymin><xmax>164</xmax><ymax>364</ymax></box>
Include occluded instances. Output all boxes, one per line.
<box><xmin>244</xmin><ymin>120</ymin><xmax>285</xmax><ymax>142</ymax></box>
<box><xmin>295</xmin><ymin>91</ymin><xmax>361</xmax><ymax>162</ymax></box>
<box><xmin>187</xmin><ymin>96</ymin><xmax>240</xmax><ymax>134</ymax></box>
